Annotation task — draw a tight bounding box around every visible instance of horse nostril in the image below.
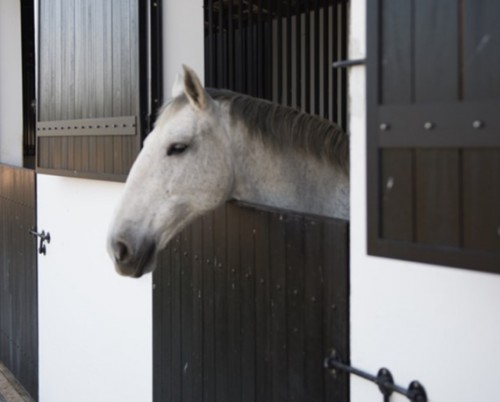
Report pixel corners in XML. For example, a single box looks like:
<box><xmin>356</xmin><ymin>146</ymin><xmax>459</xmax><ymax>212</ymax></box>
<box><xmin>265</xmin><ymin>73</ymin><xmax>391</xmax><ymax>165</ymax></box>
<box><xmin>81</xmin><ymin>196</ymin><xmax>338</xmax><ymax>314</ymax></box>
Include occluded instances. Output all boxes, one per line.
<box><xmin>113</xmin><ymin>240</ymin><xmax>131</xmax><ymax>263</ymax></box>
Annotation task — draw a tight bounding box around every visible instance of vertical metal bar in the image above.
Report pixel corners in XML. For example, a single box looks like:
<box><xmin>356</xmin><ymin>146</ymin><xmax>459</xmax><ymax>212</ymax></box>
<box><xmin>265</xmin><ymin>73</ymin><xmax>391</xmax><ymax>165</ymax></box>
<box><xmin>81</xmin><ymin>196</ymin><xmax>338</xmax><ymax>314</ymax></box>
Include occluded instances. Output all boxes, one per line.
<box><xmin>323</xmin><ymin>0</ymin><xmax>329</xmax><ymax>119</ymax></box>
<box><xmin>248</xmin><ymin>0</ymin><xmax>254</xmax><ymax>95</ymax></box>
<box><xmin>304</xmin><ymin>0</ymin><xmax>310</xmax><ymax>112</ymax></box>
<box><xmin>150</xmin><ymin>0</ymin><xmax>163</xmax><ymax>123</ymax></box>
<box><xmin>208</xmin><ymin>0</ymin><xmax>215</xmax><ymax>86</ymax></box>
<box><xmin>218</xmin><ymin>0</ymin><xmax>225</xmax><ymax>87</ymax></box>
<box><xmin>228</xmin><ymin>0</ymin><xmax>234</xmax><ymax>89</ymax></box>
<box><xmin>277</xmin><ymin>0</ymin><xmax>283</xmax><ymax>103</ymax></box>
<box><xmin>332</xmin><ymin>0</ymin><xmax>338</xmax><ymax>122</ymax></box>
<box><xmin>265</xmin><ymin>0</ymin><xmax>273</xmax><ymax>100</ymax></box>
<box><xmin>313</xmin><ymin>0</ymin><xmax>320</xmax><ymax>115</ymax></box>
<box><xmin>286</xmin><ymin>0</ymin><xmax>292</xmax><ymax>106</ymax></box>
<box><xmin>239</xmin><ymin>0</ymin><xmax>246</xmax><ymax>93</ymax></box>
<box><xmin>257</xmin><ymin>0</ymin><xmax>263</xmax><ymax>98</ymax></box>
<box><xmin>295</xmin><ymin>0</ymin><xmax>302</xmax><ymax>110</ymax></box>
<box><xmin>340</xmin><ymin>0</ymin><xmax>347</xmax><ymax>129</ymax></box>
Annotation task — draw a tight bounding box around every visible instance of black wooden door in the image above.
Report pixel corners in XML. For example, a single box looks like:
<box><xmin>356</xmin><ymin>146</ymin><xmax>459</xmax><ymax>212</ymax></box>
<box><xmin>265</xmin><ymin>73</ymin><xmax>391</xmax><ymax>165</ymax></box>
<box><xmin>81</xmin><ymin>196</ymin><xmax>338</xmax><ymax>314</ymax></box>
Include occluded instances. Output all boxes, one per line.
<box><xmin>36</xmin><ymin>0</ymin><xmax>153</xmax><ymax>182</ymax></box>
<box><xmin>0</xmin><ymin>164</ymin><xmax>38</xmax><ymax>400</ymax></box>
<box><xmin>367</xmin><ymin>0</ymin><xmax>500</xmax><ymax>273</ymax></box>
<box><xmin>153</xmin><ymin>202</ymin><xmax>349</xmax><ymax>402</ymax></box>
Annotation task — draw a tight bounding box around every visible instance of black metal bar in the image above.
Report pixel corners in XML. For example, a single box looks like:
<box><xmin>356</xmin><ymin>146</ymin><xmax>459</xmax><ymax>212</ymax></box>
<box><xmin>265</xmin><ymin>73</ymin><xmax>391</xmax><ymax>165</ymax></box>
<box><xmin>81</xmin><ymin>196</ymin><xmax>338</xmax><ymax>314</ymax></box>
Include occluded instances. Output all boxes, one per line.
<box><xmin>340</xmin><ymin>0</ymin><xmax>347</xmax><ymax>129</ymax></box>
<box><xmin>331</xmin><ymin>0</ymin><xmax>338</xmax><ymax>122</ymax></box>
<box><xmin>304</xmin><ymin>0</ymin><xmax>310</xmax><ymax>112</ymax></box>
<box><xmin>150</xmin><ymin>0</ymin><xmax>163</xmax><ymax>124</ymax></box>
<box><xmin>228</xmin><ymin>0</ymin><xmax>234</xmax><ymax>89</ymax></box>
<box><xmin>208</xmin><ymin>0</ymin><xmax>215</xmax><ymax>86</ymax></box>
<box><xmin>218</xmin><ymin>0</ymin><xmax>225</xmax><ymax>87</ymax></box>
<box><xmin>314</xmin><ymin>0</ymin><xmax>320</xmax><ymax>115</ymax></box>
<box><xmin>332</xmin><ymin>58</ymin><xmax>366</xmax><ymax>68</ymax></box>
<box><xmin>276</xmin><ymin>0</ymin><xmax>282</xmax><ymax>103</ymax></box>
<box><xmin>323</xmin><ymin>0</ymin><xmax>329</xmax><ymax>118</ymax></box>
<box><xmin>265</xmin><ymin>0</ymin><xmax>273</xmax><ymax>101</ymax></box>
<box><xmin>324</xmin><ymin>352</ymin><xmax>428</xmax><ymax>402</ymax></box>
<box><xmin>286</xmin><ymin>0</ymin><xmax>292</xmax><ymax>106</ymax></box>
<box><xmin>257</xmin><ymin>0</ymin><xmax>263</xmax><ymax>98</ymax></box>
<box><xmin>295</xmin><ymin>0</ymin><xmax>302</xmax><ymax>109</ymax></box>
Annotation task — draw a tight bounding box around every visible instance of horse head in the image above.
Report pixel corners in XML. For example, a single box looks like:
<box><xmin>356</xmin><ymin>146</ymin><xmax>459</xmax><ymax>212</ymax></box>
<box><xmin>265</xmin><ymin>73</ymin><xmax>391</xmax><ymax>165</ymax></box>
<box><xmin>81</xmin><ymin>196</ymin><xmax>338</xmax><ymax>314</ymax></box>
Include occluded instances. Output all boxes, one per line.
<box><xmin>107</xmin><ymin>65</ymin><xmax>233</xmax><ymax>277</ymax></box>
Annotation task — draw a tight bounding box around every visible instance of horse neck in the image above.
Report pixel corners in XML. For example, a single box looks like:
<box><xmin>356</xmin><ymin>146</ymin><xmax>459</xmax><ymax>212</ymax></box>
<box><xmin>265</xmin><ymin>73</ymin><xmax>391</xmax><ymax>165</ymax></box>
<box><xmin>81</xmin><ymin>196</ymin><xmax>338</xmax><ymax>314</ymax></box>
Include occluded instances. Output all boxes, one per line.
<box><xmin>226</xmin><ymin>120</ymin><xmax>349</xmax><ymax>219</ymax></box>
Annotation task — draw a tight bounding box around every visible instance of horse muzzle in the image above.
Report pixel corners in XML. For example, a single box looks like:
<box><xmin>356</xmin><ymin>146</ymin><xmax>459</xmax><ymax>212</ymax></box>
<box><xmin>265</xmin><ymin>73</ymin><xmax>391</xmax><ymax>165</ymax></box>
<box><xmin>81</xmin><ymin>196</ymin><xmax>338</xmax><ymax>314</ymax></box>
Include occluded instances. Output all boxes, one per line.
<box><xmin>109</xmin><ymin>236</ymin><xmax>157</xmax><ymax>278</ymax></box>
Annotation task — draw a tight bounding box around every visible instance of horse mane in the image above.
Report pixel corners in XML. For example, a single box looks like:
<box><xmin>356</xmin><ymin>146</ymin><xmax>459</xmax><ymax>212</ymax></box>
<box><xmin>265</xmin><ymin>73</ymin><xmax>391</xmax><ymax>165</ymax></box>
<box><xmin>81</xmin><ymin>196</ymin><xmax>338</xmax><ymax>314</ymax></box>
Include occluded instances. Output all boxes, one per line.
<box><xmin>161</xmin><ymin>88</ymin><xmax>349</xmax><ymax>172</ymax></box>
<box><xmin>207</xmin><ymin>89</ymin><xmax>349</xmax><ymax>172</ymax></box>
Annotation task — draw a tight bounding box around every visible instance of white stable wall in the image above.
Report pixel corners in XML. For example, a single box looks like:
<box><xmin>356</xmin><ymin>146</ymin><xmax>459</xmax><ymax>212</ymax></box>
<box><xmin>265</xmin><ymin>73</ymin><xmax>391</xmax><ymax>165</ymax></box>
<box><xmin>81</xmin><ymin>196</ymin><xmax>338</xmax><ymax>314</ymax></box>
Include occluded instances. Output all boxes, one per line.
<box><xmin>37</xmin><ymin>176</ymin><xmax>152</xmax><ymax>402</ymax></box>
<box><xmin>0</xmin><ymin>0</ymin><xmax>23</xmax><ymax>166</ymax></box>
<box><xmin>349</xmin><ymin>1</ymin><xmax>500</xmax><ymax>401</ymax></box>
<box><xmin>36</xmin><ymin>1</ymin><xmax>205</xmax><ymax>400</ymax></box>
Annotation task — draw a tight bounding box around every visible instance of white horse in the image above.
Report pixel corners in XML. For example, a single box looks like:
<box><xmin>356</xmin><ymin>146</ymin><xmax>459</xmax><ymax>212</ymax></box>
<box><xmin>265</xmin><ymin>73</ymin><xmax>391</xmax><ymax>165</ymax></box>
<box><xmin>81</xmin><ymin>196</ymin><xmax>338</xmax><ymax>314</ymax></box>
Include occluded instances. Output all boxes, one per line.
<box><xmin>107</xmin><ymin>65</ymin><xmax>349</xmax><ymax>277</ymax></box>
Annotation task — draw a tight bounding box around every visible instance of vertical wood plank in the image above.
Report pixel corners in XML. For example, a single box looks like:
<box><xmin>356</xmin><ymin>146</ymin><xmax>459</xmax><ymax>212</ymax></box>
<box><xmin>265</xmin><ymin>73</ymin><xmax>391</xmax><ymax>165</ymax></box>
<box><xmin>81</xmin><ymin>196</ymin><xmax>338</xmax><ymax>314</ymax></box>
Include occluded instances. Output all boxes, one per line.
<box><xmin>415</xmin><ymin>149</ymin><xmax>460</xmax><ymax>247</ymax></box>
<box><xmin>463</xmin><ymin>149</ymin><xmax>500</xmax><ymax>252</ymax></box>
<box><xmin>153</xmin><ymin>245</ymin><xmax>172</xmax><ymax>402</ymax></box>
<box><xmin>226</xmin><ymin>204</ymin><xmax>242</xmax><ymax>402</ymax></box>
<box><xmin>323</xmin><ymin>220</ymin><xmax>349</xmax><ymax>402</ymax></box>
<box><xmin>380</xmin><ymin>0</ymin><xmax>412</xmax><ymax>104</ymax></box>
<box><xmin>415</xmin><ymin>0</ymin><xmax>459</xmax><ymax>102</ymax></box>
<box><xmin>380</xmin><ymin>149</ymin><xmax>414</xmax><ymax>241</ymax></box>
<box><xmin>191</xmin><ymin>217</ymin><xmax>204</xmax><ymax>402</ymax></box>
<box><xmin>286</xmin><ymin>216</ymin><xmax>305</xmax><ymax>402</ymax></box>
<box><xmin>203</xmin><ymin>213</ymin><xmax>216</xmax><ymax>402</ymax></box>
<box><xmin>463</xmin><ymin>0</ymin><xmax>500</xmax><ymax>101</ymax></box>
<box><xmin>269</xmin><ymin>212</ymin><xmax>288</xmax><ymax>402</ymax></box>
<box><xmin>239</xmin><ymin>207</ymin><xmax>256</xmax><ymax>402</ymax></box>
<box><xmin>213</xmin><ymin>205</ymin><xmax>229</xmax><ymax>402</ymax></box>
<box><xmin>180</xmin><ymin>224</ymin><xmax>194</xmax><ymax>402</ymax></box>
<box><xmin>170</xmin><ymin>234</ymin><xmax>182</xmax><ymax>402</ymax></box>
<box><xmin>254</xmin><ymin>210</ymin><xmax>271</xmax><ymax>402</ymax></box>
<box><xmin>303</xmin><ymin>218</ymin><xmax>324</xmax><ymax>401</ymax></box>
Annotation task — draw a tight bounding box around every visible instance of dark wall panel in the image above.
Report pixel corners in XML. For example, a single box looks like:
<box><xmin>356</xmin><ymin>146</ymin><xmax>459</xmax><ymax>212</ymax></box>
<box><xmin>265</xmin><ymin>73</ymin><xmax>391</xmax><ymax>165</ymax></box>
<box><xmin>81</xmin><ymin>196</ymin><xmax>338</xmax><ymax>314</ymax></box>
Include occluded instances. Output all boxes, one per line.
<box><xmin>380</xmin><ymin>149</ymin><xmax>414</xmax><ymax>242</ymax></box>
<box><xmin>414</xmin><ymin>0</ymin><xmax>459</xmax><ymax>103</ymax></box>
<box><xmin>153</xmin><ymin>202</ymin><xmax>349</xmax><ymax>402</ymax></box>
<box><xmin>415</xmin><ymin>149</ymin><xmax>460</xmax><ymax>247</ymax></box>
<box><xmin>464</xmin><ymin>0</ymin><xmax>500</xmax><ymax>101</ymax></box>
<box><xmin>380</xmin><ymin>0</ymin><xmax>412</xmax><ymax>104</ymax></box>
<box><xmin>463</xmin><ymin>149</ymin><xmax>500</xmax><ymax>253</ymax></box>
<box><xmin>0</xmin><ymin>165</ymin><xmax>38</xmax><ymax>400</ymax></box>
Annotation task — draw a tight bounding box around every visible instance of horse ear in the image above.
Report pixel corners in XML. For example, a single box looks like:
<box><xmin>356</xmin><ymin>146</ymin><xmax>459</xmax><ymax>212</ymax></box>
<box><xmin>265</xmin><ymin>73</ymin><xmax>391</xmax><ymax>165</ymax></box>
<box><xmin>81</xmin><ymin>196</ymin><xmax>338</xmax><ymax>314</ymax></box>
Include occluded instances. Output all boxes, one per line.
<box><xmin>182</xmin><ymin>65</ymin><xmax>208</xmax><ymax>110</ymax></box>
<box><xmin>171</xmin><ymin>71</ymin><xmax>184</xmax><ymax>98</ymax></box>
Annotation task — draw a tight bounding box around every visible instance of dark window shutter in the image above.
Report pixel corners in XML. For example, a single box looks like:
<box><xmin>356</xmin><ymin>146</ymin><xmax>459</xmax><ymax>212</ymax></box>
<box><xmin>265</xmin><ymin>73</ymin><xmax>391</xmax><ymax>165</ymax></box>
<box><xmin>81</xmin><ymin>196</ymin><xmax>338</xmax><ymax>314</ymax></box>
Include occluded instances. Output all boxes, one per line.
<box><xmin>36</xmin><ymin>0</ymin><xmax>157</xmax><ymax>181</ymax></box>
<box><xmin>367</xmin><ymin>0</ymin><xmax>500</xmax><ymax>273</ymax></box>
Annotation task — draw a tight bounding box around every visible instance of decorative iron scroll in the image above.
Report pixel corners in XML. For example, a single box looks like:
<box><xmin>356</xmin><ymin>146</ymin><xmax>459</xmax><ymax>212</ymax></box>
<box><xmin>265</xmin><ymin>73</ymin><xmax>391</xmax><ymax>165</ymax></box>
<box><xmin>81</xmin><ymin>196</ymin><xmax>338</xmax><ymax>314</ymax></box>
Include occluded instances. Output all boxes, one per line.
<box><xmin>324</xmin><ymin>350</ymin><xmax>428</xmax><ymax>402</ymax></box>
<box><xmin>36</xmin><ymin>116</ymin><xmax>137</xmax><ymax>137</ymax></box>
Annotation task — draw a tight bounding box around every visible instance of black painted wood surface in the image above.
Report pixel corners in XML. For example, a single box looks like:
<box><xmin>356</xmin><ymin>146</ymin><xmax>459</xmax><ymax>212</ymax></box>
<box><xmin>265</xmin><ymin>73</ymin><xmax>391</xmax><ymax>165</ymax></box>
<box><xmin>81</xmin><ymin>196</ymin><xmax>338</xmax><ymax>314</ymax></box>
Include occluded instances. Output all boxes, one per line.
<box><xmin>153</xmin><ymin>202</ymin><xmax>349</xmax><ymax>402</ymax></box>
<box><xmin>368</xmin><ymin>0</ymin><xmax>500</xmax><ymax>273</ymax></box>
<box><xmin>0</xmin><ymin>165</ymin><xmax>38</xmax><ymax>400</ymax></box>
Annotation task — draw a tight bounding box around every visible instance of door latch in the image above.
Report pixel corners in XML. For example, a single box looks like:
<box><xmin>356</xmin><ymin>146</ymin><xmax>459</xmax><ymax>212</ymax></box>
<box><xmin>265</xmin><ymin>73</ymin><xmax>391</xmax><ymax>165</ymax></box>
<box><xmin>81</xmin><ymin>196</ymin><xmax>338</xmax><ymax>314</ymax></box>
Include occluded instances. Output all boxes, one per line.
<box><xmin>29</xmin><ymin>228</ymin><xmax>51</xmax><ymax>255</ymax></box>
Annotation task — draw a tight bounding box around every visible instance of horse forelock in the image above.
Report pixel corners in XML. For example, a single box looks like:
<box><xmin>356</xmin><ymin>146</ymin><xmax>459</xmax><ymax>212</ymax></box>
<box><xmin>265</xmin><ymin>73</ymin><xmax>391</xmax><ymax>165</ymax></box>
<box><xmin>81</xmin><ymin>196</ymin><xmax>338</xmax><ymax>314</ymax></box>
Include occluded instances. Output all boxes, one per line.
<box><xmin>207</xmin><ymin>88</ymin><xmax>349</xmax><ymax>172</ymax></box>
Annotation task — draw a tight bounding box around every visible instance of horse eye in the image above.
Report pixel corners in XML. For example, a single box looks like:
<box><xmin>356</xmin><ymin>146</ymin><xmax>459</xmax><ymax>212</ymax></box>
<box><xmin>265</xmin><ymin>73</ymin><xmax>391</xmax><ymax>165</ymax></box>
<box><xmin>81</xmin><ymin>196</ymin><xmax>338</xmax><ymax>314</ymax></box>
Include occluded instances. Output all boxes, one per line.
<box><xmin>167</xmin><ymin>143</ymin><xmax>188</xmax><ymax>156</ymax></box>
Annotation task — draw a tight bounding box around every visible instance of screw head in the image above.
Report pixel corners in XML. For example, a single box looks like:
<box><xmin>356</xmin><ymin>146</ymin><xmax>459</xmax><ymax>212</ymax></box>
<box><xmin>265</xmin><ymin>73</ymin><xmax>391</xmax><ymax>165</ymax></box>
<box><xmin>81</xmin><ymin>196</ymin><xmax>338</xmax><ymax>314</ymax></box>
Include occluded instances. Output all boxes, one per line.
<box><xmin>386</xmin><ymin>177</ymin><xmax>395</xmax><ymax>190</ymax></box>
<box><xmin>424</xmin><ymin>121</ymin><xmax>434</xmax><ymax>130</ymax></box>
<box><xmin>472</xmin><ymin>120</ymin><xmax>483</xmax><ymax>129</ymax></box>
<box><xmin>379</xmin><ymin>123</ymin><xmax>390</xmax><ymax>131</ymax></box>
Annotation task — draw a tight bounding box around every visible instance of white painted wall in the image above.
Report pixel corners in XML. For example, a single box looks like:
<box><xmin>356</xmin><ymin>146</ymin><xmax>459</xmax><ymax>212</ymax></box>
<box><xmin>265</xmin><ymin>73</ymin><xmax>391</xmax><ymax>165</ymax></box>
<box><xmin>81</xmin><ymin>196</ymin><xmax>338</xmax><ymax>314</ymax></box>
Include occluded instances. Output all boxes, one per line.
<box><xmin>349</xmin><ymin>1</ymin><xmax>500</xmax><ymax>401</ymax></box>
<box><xmin>37</xmin><ymin>175</ymin><xmax>152</xmax><ymax>402</ymax></box>
<box><xmin>0</xmin><ymin>0</ymin><xmax>23</xmax><ymax>166</ymax></box>
<box><xmin>36</xmin><ymin>2</ymin><xmax>205</xmax><ymax>400</ymax></box>
<box><xmin>163</xmin><ymin>0</ymin><xmax>205</xmax><ymax>93</ymax></box>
